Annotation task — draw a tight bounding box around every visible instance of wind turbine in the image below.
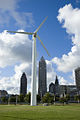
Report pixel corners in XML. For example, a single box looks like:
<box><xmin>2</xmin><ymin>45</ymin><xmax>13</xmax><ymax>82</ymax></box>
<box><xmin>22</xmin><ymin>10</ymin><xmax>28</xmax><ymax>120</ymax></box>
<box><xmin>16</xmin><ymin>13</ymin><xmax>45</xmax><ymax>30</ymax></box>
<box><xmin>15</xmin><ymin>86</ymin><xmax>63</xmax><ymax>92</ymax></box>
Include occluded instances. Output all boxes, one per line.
<box><xmin>7</xmin><ymin>16</ymin><xmax>50</xmax><ymax>106</ymax></box>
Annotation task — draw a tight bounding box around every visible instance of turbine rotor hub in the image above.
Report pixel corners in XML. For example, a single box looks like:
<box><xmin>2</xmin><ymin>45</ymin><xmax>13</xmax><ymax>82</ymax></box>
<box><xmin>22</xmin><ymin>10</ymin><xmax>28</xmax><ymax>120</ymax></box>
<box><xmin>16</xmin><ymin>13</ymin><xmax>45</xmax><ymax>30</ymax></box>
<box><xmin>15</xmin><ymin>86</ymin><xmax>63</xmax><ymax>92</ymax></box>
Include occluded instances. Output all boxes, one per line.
<box><xmin>34</xmin><ymin>33</ymin><xmax>37</xmax><ymax>38</ymax></box>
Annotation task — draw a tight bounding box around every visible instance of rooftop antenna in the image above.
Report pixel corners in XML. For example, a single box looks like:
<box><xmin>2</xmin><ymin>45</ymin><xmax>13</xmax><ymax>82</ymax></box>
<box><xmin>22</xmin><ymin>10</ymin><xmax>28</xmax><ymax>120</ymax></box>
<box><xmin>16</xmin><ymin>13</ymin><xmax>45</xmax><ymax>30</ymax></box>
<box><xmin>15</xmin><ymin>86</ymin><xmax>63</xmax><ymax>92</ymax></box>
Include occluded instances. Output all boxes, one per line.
<box><xmin>7</xmin><ymin>16</ymin><xmax>50</xmax><ymax>106</ymax></box>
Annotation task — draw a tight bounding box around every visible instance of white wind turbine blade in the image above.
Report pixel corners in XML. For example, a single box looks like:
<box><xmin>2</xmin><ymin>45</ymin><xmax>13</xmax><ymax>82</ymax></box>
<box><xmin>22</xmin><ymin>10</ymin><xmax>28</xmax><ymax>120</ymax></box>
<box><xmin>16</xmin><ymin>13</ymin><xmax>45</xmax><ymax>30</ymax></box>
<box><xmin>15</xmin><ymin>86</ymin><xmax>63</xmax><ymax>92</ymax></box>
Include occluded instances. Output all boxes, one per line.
<box><xmin>36</xmin><ymin>35</ymin><xmax>50</xmax><ymax>57</ymax></box>
<box><xmin>35</xmin><ymin>16</ymin><xmax>48</xmax><ymax>33</ymax></box>
<box><xmin>7</xmin><ymin>31</ymin><xmax>34</xmax><ymax>35</ymax></box>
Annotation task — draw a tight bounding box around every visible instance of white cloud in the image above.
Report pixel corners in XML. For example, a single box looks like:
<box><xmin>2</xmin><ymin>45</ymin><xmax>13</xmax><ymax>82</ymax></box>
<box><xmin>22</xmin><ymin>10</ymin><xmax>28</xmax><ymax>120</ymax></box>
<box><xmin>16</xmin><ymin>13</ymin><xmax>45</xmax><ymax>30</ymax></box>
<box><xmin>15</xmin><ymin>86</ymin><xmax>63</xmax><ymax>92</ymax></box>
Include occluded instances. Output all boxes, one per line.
<box><xmin>52</xmin><ymin>4</ymin><xmax>80</xmax><ymax>72</ymax></box>
<box><xmin>46</xmin><ymin>60</ymin><xmax>56</xmax><ymax>90</ymax></box>
<box><xmin>58</xmin><ymin>75</ymin><xmax>74</xmax><ymax>85</ymax></box>
<box><xmin>58</xmin><ymin>76</ymin><xmax>68</xmax><ymax>85</ymax></box>
<box><xmin>0</xmin><ymin>76</ymin><xmax>19</xmax><ymax>94</ymax></box>
<box><xmin>0</xmin><ymin>0</ymin><xmax>34</xmax><ymax>28</ymax></box>
<box><xmin>0</xmin><ymin>29</ymin><xmax>32</xmax><ymax>94</ymax></box>
<box><xmin>69</xmin><ymin>70</ymin><xmax>76</xmax><ymax>85</ymax></box>
<box><xmin>0</xmin><ymin>30</ymin><xmax>32</xmax><ymax>67</ymax></box>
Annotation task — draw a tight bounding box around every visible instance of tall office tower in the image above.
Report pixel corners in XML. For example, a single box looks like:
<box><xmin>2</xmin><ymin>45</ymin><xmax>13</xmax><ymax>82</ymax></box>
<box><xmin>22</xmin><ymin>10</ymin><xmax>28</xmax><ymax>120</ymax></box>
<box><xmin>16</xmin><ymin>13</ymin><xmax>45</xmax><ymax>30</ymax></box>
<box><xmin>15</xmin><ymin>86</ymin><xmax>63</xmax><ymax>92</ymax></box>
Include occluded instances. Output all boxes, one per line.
<box><xmin>38</xmin><ymin>56</ymin><xmax>47</xmax><ymax>98</ymax></box>
<box><xmin>75</xmin><ymin>67</ymin><xmax>80</xmax><ymax>92</ymax></box>
<box><xmin>20</xmin><ymin>72</ymin><xmax>27</xmax><ymax>96</ymax></box>
<box><xmin>55</xmin><ymin>76</ymin><xmax>59</xmax><ymax>85</ymax></box>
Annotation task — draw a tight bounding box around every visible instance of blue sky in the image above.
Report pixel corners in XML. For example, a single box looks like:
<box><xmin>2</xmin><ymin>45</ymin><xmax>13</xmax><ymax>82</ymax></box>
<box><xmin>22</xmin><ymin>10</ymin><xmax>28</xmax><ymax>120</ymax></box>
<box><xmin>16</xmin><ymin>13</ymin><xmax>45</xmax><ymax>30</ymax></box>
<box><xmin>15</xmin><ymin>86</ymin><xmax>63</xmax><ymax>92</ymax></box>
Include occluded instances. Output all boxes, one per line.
<box><xmin>0</xmin><ymin>0</ymin><xmax>80</xmax><ymax>94</ymax></box>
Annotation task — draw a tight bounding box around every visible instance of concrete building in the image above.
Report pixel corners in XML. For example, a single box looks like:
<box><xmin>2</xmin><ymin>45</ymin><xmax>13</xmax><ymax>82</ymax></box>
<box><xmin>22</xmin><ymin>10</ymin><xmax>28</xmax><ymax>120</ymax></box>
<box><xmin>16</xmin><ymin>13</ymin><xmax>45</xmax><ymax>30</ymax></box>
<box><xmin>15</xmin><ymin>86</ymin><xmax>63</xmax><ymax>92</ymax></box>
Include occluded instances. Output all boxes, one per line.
<box><xmin>59</xmin><ymin>85</ymin><xmax>77</xmax><ymax>96</ymax></box>
<box><xmin>20</xmin><ymin>72</ymin><xmax>27</xmax><ymax>96</ymax></box>
<box><xmin>75</xmin><ymin>67</ymin><xmax>80</xmax><ymax>93</ymax></box>
<box><xmin>38</xmin><ymin>56</ymin><xmax>47</xmax><ymax>98</ymax></box>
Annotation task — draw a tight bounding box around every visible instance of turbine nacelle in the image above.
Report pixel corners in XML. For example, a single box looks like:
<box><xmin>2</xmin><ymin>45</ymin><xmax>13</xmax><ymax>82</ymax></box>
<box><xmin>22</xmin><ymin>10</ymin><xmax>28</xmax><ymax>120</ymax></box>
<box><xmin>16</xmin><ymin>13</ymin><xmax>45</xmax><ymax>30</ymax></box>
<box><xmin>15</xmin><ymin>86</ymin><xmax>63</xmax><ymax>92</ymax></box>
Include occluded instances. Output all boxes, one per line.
<box><xmin>33</xmin><ymin>33</ymin><xmax>37</xmax><ymax>39</ymax></box>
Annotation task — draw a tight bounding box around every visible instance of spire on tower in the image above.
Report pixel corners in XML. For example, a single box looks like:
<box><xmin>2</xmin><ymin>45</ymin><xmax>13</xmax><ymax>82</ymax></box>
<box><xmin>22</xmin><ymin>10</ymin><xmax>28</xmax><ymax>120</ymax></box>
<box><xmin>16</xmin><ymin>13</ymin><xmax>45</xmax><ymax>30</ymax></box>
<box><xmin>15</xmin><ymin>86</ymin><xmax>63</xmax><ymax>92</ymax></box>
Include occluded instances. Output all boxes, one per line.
<box><xmin>55</xmin><ymin>75</ymin><xmax>59</xmax><ymax>85</ymax></box>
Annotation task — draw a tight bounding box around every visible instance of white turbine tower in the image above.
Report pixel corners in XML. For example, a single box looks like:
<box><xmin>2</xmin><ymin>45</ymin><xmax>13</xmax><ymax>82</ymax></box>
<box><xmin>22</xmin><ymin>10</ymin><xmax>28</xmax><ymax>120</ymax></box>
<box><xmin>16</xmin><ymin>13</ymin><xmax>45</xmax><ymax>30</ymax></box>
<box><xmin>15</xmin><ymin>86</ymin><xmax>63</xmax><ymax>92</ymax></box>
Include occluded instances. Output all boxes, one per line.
<box><xmin>7</xmin><ymin>16</ymin><xmax>50</xmax><ymax>106</ymax></box>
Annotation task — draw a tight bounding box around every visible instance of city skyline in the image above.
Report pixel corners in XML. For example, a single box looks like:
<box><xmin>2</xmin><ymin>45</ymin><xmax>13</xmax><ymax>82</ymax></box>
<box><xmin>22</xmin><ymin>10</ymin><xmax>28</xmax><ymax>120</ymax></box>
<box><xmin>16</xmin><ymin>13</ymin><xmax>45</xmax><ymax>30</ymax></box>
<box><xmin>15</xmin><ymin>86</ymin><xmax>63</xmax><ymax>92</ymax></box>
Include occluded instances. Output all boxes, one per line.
<box><xmin>0</xmin><ymin>0</ymin><xmax>80</xmax><ymax>94</ymax></box>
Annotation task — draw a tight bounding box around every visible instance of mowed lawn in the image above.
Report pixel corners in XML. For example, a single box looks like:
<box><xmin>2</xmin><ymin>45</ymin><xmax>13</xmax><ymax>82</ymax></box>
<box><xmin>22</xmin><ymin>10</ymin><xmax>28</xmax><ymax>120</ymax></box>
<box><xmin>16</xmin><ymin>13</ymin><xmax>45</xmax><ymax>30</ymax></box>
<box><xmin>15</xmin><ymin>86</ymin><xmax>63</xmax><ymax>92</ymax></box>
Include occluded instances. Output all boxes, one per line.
<box><xmin>0</xmin><ymin>104</ymin><xmax>80</xmax><ymax>120</ymax></box>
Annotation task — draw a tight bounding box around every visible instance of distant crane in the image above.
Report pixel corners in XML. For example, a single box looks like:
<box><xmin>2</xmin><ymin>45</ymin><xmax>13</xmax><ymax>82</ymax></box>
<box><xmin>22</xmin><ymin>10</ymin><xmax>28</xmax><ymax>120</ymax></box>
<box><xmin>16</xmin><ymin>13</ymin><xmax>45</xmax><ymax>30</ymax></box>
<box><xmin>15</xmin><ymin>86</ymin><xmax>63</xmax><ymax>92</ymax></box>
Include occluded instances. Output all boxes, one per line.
<box><xmin>7</xmin><ymin>17</ymin><xmax>50</xmax><ymax>106</ymax></box>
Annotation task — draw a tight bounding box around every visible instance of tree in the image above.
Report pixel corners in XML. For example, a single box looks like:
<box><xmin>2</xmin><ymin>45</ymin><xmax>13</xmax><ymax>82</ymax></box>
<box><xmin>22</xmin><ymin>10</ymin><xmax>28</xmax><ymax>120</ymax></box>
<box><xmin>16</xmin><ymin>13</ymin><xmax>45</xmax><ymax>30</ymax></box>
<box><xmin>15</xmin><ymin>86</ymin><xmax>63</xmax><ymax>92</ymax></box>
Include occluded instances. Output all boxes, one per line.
<box><xmin>24</xmin><ymin>93</ymin><xmax>41</xmax><ymax>104</ymax></box>
<box><xmin>42</xmin><ymin>92</ymin><xmax>54</xmax><ymax>103</ymax></box>
<box><xmin>66</xmin><ymin>94</ymin><xmax>70</xmax><ymax>103</ymax></box>
<box><xmin>9</xmin><ymin>96</ymin><xmax>16</xmax><ymax>102</ymax></box>
<box><xmin>24</xmin><ymin>92</ymin><xmax>31</xmax><ymax>104</ymax></box>
<box><xmin>1</xmin><ymin>97</ymin><xmax>8</xmax><ymax>103</ymax></box>
<box><xmin>55</xmin><ymin>95</ymin><xmax>59</xmax><ymax>101</ymax></box>
<box><xmin>18</xmin><ymin>94</ymin><xmax>24</xmax><ymax>103</ymax></box>
<box><xmin>59</xmin><ymin>97</ymin><xmax>66</xmax><ymax>105</ymax></box>
<box><xmin>37</xmin><ymin>94</ymin><xmax>41</xmax><ymax>103</ymax></box>
<box><xmin>74</xmin><ymin>94</ymin><xmax>80</xmax><ymax>103</ymax></box>
<box><xmin>9</xmin><ymin>95</ymin><xmax>18</xmax><ymax>103</ymax></box>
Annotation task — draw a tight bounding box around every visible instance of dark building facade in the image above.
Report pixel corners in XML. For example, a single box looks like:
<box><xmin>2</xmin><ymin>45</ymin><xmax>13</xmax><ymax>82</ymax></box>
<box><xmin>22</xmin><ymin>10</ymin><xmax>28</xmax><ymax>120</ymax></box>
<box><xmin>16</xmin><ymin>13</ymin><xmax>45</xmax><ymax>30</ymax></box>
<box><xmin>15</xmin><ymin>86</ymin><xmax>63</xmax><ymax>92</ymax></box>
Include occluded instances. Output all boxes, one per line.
<box><xmin>49</xmin><ymin>83</ymin><xmax>55</xmax><ymax>94</ymax></box>
<box><xmin>49</xmin><ymin>76</ymin><xmax>59</xmax><ymax>95</ymax></box>
<box><xmin>55</xmin><ymin>76</ymin><xmax>59</xmax><ymax>95</ymax></box>
<box><xmin>38</xmin><ymin>56</ymin><xmax>47</xmax><ymax>98</ymax></box>
<box><xmin>20</xmin><ymin>72</ymin><xmax>27</xmax><ymax>96</ymax></box>
<box><xmin>75</xmin><ymin>67</ymin><xmax>80</xmax><ymax>93</ymax></box>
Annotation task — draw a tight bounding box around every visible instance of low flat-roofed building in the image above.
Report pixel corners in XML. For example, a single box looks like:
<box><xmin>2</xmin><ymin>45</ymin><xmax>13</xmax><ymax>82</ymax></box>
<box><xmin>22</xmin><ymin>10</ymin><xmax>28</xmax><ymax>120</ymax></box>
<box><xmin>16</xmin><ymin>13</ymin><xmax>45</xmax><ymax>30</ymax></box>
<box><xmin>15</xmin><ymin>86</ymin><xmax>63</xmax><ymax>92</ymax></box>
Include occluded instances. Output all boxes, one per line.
<box><xmin>59</xmin><ymin>85</ymin><xmax>77</xmax><ymax>96</ymax></box>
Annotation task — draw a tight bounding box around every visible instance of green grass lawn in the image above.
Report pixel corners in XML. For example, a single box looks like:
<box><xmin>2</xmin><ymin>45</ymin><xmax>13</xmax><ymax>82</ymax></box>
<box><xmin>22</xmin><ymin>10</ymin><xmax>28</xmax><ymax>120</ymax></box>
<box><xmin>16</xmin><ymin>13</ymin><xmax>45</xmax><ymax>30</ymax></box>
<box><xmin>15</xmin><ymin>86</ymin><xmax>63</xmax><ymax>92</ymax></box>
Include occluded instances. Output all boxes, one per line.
<box><xmin>0</xmin><ymin>104</ymin><xmax>80</xmax><ymax>120</ymax></box>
